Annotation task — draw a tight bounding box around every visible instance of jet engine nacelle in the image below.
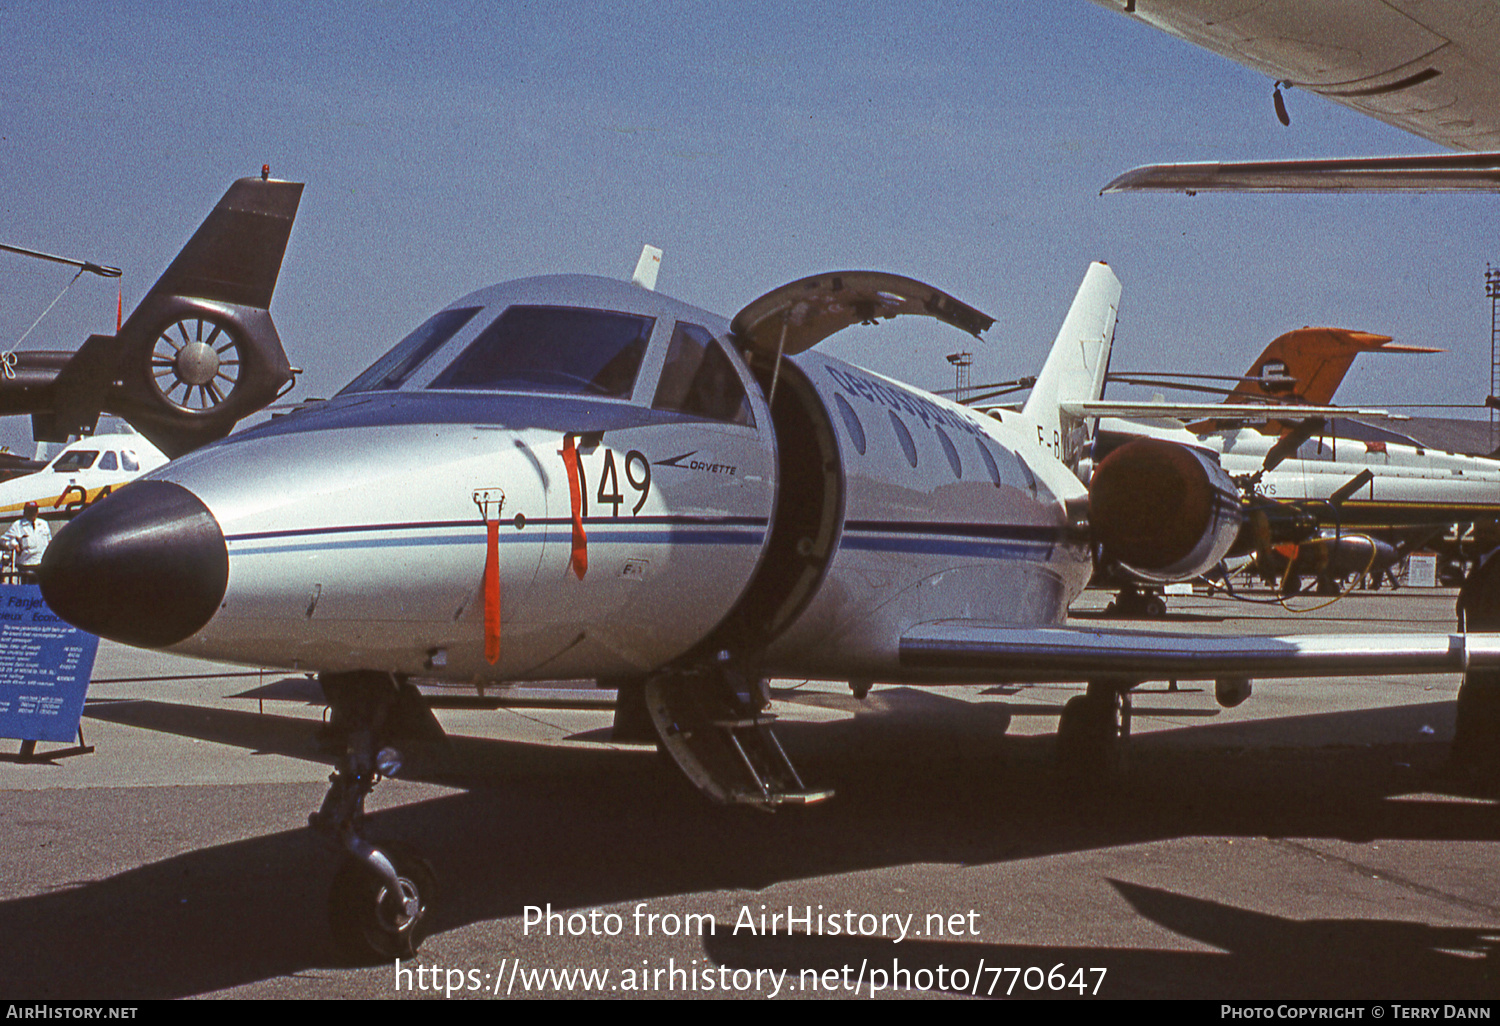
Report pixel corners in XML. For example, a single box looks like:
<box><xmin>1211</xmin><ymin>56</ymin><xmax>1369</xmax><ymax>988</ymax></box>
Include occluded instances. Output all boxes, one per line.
<box><xmin>1088</xmin><ymin>436</ymin><xmax>1243</xmax><ymax>583</ymax></box>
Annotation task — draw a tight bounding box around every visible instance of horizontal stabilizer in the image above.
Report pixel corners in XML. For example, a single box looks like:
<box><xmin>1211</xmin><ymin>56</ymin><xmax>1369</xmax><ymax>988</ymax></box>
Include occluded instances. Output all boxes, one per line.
<box><xmin>1061</xmin><ymin>401</ymin><xmax>1399</xmax><ymax>421</ymax></box>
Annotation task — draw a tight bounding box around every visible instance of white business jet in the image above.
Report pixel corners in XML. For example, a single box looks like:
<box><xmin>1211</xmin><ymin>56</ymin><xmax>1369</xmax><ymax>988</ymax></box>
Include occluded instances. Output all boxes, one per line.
<box><xmin>35</xmin><ymin>253</ymin><xmax>1500</xmax><ymax>960</ymax></box>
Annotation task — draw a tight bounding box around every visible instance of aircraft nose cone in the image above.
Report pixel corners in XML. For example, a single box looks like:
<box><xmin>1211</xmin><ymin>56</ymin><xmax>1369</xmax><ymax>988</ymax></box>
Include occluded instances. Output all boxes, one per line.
<box><xmin>39</xmin><ymin>480</ymin><xmax>228</xmax><ymax>648</ymax></box>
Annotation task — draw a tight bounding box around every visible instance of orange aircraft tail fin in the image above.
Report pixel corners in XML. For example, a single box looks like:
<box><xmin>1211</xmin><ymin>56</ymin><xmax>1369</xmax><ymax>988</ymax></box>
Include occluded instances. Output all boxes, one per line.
<box><xmin>1230</xmin><ymin>327</ymin><xmax>1439</xmax><ymax>406</ymax></box>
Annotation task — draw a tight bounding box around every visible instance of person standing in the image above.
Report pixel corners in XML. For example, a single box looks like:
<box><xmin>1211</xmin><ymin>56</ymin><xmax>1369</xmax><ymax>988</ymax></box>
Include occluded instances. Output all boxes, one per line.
<box><xmin>3</xmin><ymin>502</ymin><xmax>51</xmax><ymax>582</ymax></box>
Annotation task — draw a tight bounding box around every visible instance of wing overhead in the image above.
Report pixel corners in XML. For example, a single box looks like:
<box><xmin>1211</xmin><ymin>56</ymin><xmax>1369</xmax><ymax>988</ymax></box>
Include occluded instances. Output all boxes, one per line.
<box><xmin>1102</xmin><ymin>153</ymin><xmax>1500</xmax><ymax>194</ymax></box>
<box><xmin>900</xmin><ymin>621</ymin><xmax>1500</xmax><ymax>685</ymax></box>
<box><xmin>1084</xmin><ymin>0</ymin><xmax>1500</xmax><ymax>151</ymax></box>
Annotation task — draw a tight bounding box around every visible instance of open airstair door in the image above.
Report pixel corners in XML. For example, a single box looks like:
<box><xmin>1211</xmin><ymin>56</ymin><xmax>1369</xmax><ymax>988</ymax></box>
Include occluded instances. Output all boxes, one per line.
<box><xmin>730</xmin><ymin>271</ymin><xmax>993</xmax><ymax>357</ymax></box>
<box><xmin>635</xmin><ymin>271</ymin><xmax>995</xmax><ymax>811</ymax></box>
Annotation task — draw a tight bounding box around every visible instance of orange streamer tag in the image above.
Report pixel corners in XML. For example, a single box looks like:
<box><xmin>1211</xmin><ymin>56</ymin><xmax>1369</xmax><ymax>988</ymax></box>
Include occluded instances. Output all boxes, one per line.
<box><xmin>561</xmin><ymin>435</ymin><xmax>588</xmax><ymax>579</ymax></box>
<box><xmin>483</xmin><ymin>517</ymin><xmax>501</xmax><ymax>664</ymax></box>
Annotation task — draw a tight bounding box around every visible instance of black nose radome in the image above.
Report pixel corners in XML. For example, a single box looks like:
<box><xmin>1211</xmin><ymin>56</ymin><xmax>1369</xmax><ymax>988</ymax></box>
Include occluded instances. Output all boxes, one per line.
<box><xmin>39</xmin><ymin>480</ymin><xmax>228</xmax><ymax>648</ymax></box>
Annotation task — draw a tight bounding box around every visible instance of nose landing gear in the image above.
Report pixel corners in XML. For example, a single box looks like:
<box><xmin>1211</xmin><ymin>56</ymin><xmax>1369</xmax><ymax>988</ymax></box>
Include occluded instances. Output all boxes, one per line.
<box><xmin>311</xmin><ymin>670</ymin><xmax>445</xmax><ymax>962</ymax></box>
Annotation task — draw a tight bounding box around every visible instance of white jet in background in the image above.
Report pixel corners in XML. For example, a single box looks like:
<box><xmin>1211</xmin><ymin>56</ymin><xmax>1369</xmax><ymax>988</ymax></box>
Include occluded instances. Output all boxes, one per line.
<box><xmin>0</xmin><ymin>432</ymin><xmax>168</xmax><ymax>524</ymax></box>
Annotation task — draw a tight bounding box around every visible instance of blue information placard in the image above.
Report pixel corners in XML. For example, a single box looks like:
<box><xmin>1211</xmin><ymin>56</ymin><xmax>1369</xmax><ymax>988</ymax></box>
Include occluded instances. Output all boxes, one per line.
<box><xmin>0</xmin><ymin>585</ymin><xmax>100</xmax><ymax>744</ymax></box>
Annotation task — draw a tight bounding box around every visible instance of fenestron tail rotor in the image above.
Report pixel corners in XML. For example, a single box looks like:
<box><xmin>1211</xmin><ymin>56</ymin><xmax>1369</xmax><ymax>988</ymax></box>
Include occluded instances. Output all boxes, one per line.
<box><xmin>150</xmin><ymin>314</ymin><xmax>243</xmax><ymax>414</ymax></box>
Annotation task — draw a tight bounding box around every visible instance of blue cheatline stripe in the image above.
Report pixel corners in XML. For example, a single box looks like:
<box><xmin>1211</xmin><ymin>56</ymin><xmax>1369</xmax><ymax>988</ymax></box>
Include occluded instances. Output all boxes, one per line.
<box><xmin>227</xmin><ymin>516</ymin><xmax>769</xmax><ymax>556</ymax></box>
<box><xmin>840</xmin><ymin>520</ymin><xmax>1073</xmax><ymax>561</ymax></box>
<box><xmin>224</xmin><ymin>515</ymin><xmax>1067</xmax><ymax>561</ymax></box>
<box><xmin>224</xmin><ymin>514</ymin><xmax>767</xmax><ymax>543</ymax></box>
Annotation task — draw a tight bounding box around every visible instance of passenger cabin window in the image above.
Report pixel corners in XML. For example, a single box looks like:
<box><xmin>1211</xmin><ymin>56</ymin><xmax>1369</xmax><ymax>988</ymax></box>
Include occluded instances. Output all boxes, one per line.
<box><xmin>833</xmin><ymin>394</ymin><xmax>866</xmax><ymax>455</ymax></box>
<box><xmin>888</xmin><ymin>411</ymin><xmax>918</xmax><ymax>468</ymax></box>
<box><xmin>121</xmin><ymin>451</ymin><xmax>140</xmax><ymax>472</ymax></box>
<box><xmin>340</xmin><ymin>306</ymin><xmax>481</xmax><ymax>395</ymax></box>
<box><xmin>98</xmin><ymin>451</ymin><xmax>118</xmax><ymax>472</ymax></box>
<box><xmin>652</xmin><ymin>322</ymin><xmax>754</xmax><ymax>426</ymax></box>
<box><xmin>935</xmin><ymin>426</ymin><xmax>962</xmax><ymax>479</ymax></box>
<box><xmin>975</xmin><ymin>439</ymin><xmax>1003</xmax><ymax>486</ymax></box>
<box><xmin>428</xmin><ymin>305</ymin><xmax>652</xmax><ymax>399</ymax></box>
<box><xmin>53</xmin><ymin>451</ymin><xmax>98</xmax><ymax>472</ymax></box>
<box><xmin>1015</xmin><ymin>452</ymin><xmax>1052</xmax><ymax>502</ymax></box>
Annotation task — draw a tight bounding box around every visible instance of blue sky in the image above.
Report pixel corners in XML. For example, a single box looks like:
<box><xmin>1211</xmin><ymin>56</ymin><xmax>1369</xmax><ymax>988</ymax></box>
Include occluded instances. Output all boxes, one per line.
<box><xmin>1</xmin><ymin>1</ymin><xmax>1493</xmax><ymax>452</ymax></box>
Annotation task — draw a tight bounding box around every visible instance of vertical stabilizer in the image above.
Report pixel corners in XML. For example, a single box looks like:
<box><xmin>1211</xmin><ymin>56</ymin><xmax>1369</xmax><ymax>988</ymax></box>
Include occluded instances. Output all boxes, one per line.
<box><xmin>631</xmin><ymin>245</ymin><xmax>663</xmax><ymax>290</ymax></box>
<box><xmin>1230</xmin><ymin>327</ymin><xmax>1433</xmax><ymax>405</ymax></box>
<box><xmin>1021</xmin><ymin>262</ymin><xmax>1120</xmax><ymax>466</ymax></box>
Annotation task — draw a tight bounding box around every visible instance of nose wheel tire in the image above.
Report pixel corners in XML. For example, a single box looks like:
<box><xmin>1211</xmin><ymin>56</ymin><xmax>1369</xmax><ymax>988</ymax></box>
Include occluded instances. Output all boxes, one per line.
<box><xmin>329</xmin><ymin>843</ymin><xmax>438</xmax><ymax>963</ymax></box>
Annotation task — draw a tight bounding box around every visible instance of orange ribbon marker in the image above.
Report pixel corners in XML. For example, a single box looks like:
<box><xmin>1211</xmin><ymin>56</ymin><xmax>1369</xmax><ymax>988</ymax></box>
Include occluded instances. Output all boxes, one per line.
<box><xmin>560</xmin><ymin>435</ymin><xmax>588</xmax><ymax>579</ymax></box>
<box><xmin>474</xmin><ymin>488</ymin><xmax>505</xmax><ymax>666</ymax></box>
<box><xmin>483</xmin><ymin>516</ymin><xmax>501</xmax><ymax>664</ymax></box>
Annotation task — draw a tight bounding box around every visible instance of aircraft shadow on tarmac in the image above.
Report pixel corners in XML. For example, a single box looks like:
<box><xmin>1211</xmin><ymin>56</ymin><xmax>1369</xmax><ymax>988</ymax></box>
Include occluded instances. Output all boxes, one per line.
<box><xmin>703</xmin><ymin>880</ymin><xmax>1499</xmax><ymax>999</ymax></box>
<box><xmin>0</xmin><ymin>689</ymin><xmax>1495</xmax><ymax>997</ymax></box>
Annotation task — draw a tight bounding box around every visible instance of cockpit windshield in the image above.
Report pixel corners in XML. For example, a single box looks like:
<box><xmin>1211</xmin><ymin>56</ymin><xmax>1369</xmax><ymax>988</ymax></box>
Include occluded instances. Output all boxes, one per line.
<box><xmin>339</xmin><ymin>307</ymin><xmax>482</xmax><ymax>395</ymax></box>
<box><xmin>53</xmin><ymin>451</ymin><xmax>99</xmax><ymax>472</ymax></box>
<box><xmin>426</xmin><ymin>305</ymin><xmax>653</xmax><ymax>399</ymax></box>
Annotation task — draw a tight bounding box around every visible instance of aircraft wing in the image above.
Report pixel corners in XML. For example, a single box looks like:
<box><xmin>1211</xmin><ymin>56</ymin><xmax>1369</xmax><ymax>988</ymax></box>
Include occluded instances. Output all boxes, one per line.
<box><xmin>1086</xmin><ymin>0</ymin><xmax>1500</xmax><ymax>151</ymax></box>
<box><xmin>1102</xmin><ymin>153</ymin><xmax>1500</xmax><ymax>194</ymax></box>
<box><xmin>1058</xmin><ymin>400</ymin><xmax>1398</xmax><ymax>420</ymax></box>
<box><xmin>900</xmin><ymin>621</ymin><xmax>1500</xmax><ymax>685</ymax></box>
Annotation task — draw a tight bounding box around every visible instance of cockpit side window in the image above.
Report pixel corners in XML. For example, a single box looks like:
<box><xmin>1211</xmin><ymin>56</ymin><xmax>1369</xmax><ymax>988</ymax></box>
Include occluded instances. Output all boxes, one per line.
<box><xmin>427</xmin><ymin>305</ymin><xmax>653</xmax><ymax>399</ymax></box>
<box><xmin>652</xmin><ymin>322</ymin><xmax>755</xmax><ymax>427</ymax></box>
<box><xmin>340</xmin><ymin>306</ymin><xmax>481</xmax><ymax>395</ymax></box>
<box><xmin>120</xmin><ymin>451</ymin><xmax>140</xmax><ymax>472</ymax></box>
<box><xmin>98</xmin><ymin>451</ymin><xmax>118</xmax><ymax>471</ymax></box>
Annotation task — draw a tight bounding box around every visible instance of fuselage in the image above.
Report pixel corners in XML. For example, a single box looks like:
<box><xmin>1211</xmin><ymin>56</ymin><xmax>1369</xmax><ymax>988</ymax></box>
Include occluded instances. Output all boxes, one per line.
<box><xmin>41</xmin><ymin>274</ymin><xmax>1090</xmax><ymax>686</ymax></box>
<box><xmin>1213</xmin><ymin>427</ymin><xmax>1500</xmax><ymax>529</ymax></box>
